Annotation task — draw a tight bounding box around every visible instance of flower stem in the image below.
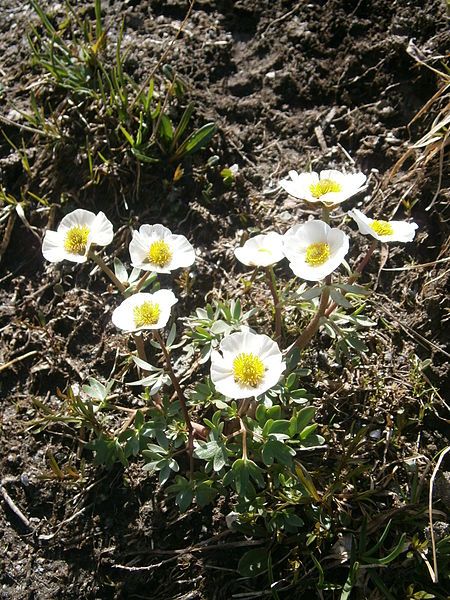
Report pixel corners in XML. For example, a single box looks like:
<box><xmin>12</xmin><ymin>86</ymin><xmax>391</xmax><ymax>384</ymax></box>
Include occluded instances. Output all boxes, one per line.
<box><xmin>87</xmin><ymin>250</ymin><xmax>151</xmax><ymax>370</ymax></box>
<box><xmin>321</xmin><ymin>206</ymin><xmax>331</xmax><ymax>224</ymax></box>
<box><xmin>324</xmin><ymin>240</ymin><xmax>377</xmax><ymax>318</ymax></box>
<box><xmin>134</xmin><ymin>270</ymin><xmax>152</xmax><ymax>293</ymax></box>
<box><xmin>88</xmin><ymin>250</ymin><xmax>127</xmax><ymax>293</ymax></box>
<box><xmin>239</xmin><ymin>416</ymin><xmax>248</xmax><ymax>460</ymax></box>
<box><xmin>238</xmin><ymin>397</ymin><xmax>252</xmax><ymax>417</ymax></box>
<box><xmin>132</xmin><ymin>332</ymin><xmax>149</xmax><ymax>367</ymax></box>
<box><xmin>154</xmin><ymin>329</ymin><xmax>194</xmax><ymax>478</ymax></box>
<box><xmin>292</xmin><ymin>281</ymin><xmax>330</xmax><ymax>351</ymax></box>
<box><xmin>265</xmin><ymin>266</ymin><xmax>282</xmax><ymax>341</ymax></box>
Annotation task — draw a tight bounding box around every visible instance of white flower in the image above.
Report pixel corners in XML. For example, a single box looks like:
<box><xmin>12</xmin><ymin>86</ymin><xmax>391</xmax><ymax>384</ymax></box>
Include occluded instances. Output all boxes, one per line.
<box><xmin>284</xmin><ymin>220</ymin><xmax>349</xmax><ymax>281</ymax></box>
<box><xmin>348</xmin><ymin>209</ymin><xmax>418</xmax><ymax>242</ymax></box>
<box><xmin>279</xmin><ymin>169</ymin><xmax>366</xmax><ymax>206</ymax></box>
<box><xmin>42</xmin><ymin>209</ymin><xmax>113</xmax><ymax>263</ymax></box>
<box><xmin>234</xmin><ymin>232</ymin><xmax>284</xmax><ymax>267</ymax></box>
<box><xmin>129</xmin><ymin>224</ymin><xmax>195</xmax><ymax>273</ymax></box>
<box><xmin>111</xmin><ymin>290</ymin><xmax>178</xmax><ymax>333</ymax></box>
<box><xmin>210</xmin><ymin>331</ymin><xmax>285</xmax><ymax>400</ymax></box>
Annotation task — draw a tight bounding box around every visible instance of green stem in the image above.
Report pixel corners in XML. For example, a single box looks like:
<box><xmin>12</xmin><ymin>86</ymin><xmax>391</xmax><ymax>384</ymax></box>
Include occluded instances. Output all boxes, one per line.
<box><xmin>265</xmin><ymin>266</ymin><xmax>282</xmax><ymax>341</ymax></box>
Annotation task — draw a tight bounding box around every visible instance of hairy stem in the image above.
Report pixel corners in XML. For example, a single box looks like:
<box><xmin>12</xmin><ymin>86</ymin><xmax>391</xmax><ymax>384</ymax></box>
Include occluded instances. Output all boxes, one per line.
<box><xmin>134</xmin><ymin>270</ymin><xmax>152</xmax><ymax>293</ymax></box>
<box><xmin>238</xmin><ymin>397</ymin><xmax>252</xmax><ymax>417</ymax></box>
<box><xmin>324</xmin><ymin>240</ymin><xmax>377</xmax><ymax>318</ymax></box>
<box><xmin>132</xmin><ymin>332</ymin><xmax>149</xmax><ymax>367</ymax></box>
<box><xmin>154</xmin><ymin>330</ymin><xmax>194</xmax><ymax>478</ymax></box>
<box><xmin>88</xmin><ymin>250</ymin><xmax>127</xmax><ymax>293</ymax></box>
<box><xmin>292</xmin><ymin>283</ymin><xmax>330</xmax><ymax>351</ymax></box>
<box><xmin>239</xmin><ymin>417</ymin><xmax>248</xmax><ymax>460</ymax></box>
<box><xmin>265</xmin><ymin>266</ymin><xmax>282</xmax><ymax>340</ymax></box>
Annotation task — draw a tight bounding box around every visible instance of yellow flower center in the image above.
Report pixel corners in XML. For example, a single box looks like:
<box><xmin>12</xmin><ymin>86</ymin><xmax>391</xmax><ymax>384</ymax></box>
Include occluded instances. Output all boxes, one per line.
<box><xmin>133</xmin><ymin>301</ymin><xmax>161</xmax><ymax>327</ymax></box>
<box><xmin>233</xmin><ymin>353</ymin><xmax>265</xmax><ymax>388</ymax></box>
<box><xmin>148</xmin><ymin>240</ymin><xmax>172</xmax><ymax>267</ymax></box>
<box><xmin>64</xmin><ymin>225</ymin><xmax>90</xmax><ymax>255</ymax></box>
<box><xmin>310</xmin><ymin>178</ymin><xmax>342</xmax><ymax>199</ymax></box>
<box><xmin>305</xmin><ymin>242</ymin><xmax>331</xmax><ymax>266</ymax></box>
<box><xmin>258</xmin><ymin>247</ymin><xmax>270</xmax><ymax>253</ymax></box>
<box><xmin>370</xmin><ymin>220</ymin><xmax>394</xmax><ymax>236</ymax></box>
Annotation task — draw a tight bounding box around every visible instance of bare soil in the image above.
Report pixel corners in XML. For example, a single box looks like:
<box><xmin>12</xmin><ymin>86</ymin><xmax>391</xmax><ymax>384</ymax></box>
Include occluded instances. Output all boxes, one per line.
<box><xmin>0</xmin><ymin>1</ymin><xmax>449</xmax><ymax>599</ymax></box>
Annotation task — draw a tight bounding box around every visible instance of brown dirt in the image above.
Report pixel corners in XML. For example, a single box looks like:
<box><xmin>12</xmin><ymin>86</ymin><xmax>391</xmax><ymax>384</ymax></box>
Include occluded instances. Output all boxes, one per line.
<box><xmin>1</xmin><ymin>0</ymin><xmax>449</xmax><ymax>598</ymax></box>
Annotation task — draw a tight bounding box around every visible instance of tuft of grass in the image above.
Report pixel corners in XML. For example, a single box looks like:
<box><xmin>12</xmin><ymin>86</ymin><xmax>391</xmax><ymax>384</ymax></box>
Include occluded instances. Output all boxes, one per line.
<box><xmin>4</xmin><ymin>0</ymin><xmax>216</xmax><ymax>204</ymax></box>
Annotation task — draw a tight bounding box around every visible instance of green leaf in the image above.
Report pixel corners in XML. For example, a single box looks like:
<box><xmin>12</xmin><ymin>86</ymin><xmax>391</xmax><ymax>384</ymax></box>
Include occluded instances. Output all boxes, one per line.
<box><xmin>119</xmin><ymin>125</ymin><xmax>135</xmax><ymax>146</ymax></box>
<box><xmin>195</xmin><ymin>481</ymin><xmax>217</xmax><ymax>507</ymax></box>
<box><xmin>364</xmin><ymin>533</ymin><xmax>407</xmax><ymax>565</ymax></box>
<box><xmin>213</xmin><ymin>446</ymin><xmax>227</xmax><ymax>472</ymax></box>
<box><xmin>159</xmin><ymin>113</ymin><xmax>174</xmax><ymax>143</ymax></box>
<box><xmin>194</xmin><ymin>440</ymin><xmax>219</xmax><ymax>461</ymax></box>
<box><xmin>82</xmin><ymin>377</ymin><xmax>108</xmax><ymax>401</ymax></box>
<box><xmin>113</xmin><ymin>258</ymin><xmax>128</xmax><ymax>282</ymax></box>
<box><xmin>174</xmin><ymin>123</ymin><xmax>217</xmax><ymax>159</ymax></box>
<box><xmin>131</xmin><ymin>148</ymin><xmax>160</xmax><ymax>163</ymax></box>
<box><xmin>238</xmin><ymin>548</ymin><xmax>268</xmax><ymax>577</ymax></box>
<box><xmin>166</xmin><ymin>322</ymin><xmax>177</xmax><ymax>347</ymax></box>
<box><xmin>340</xmin><ymin>561</ymin><xmax>359</xmax><ymax>600</ymax></box>
<box><xmin>267</xmin><ymin>419</ymin><xmax>291</xmax><ymax>435</ymax></box>
<box><xmin>171</xmin><ymin>102</ymin><xmax>194</xmax><ymax>149</ymax></box>
<box><xmin>300</xmin><ymin>423</ymin><xmax>318</xmax><ymax>440</ymax></box>
<box><xmin>329</xmin><ymin>287</ymin><xmax>353</xmax><ymax>308</ymax></box>
<box><xmin>335</xmin><ymin>282</ymin><xmax>371</xmax><ymax>296</ymax></box>
<box><xmin>261</xmin><ymin>438</ymin><xmax>295</xmax><ymax>466</ymax></box>
<box><xmin>176</xmin><ymin>485</ymin><xmax>194</xmax><ymax>512</ymax></box>
<box><xmin>298</xmin><ymin>286</ymin><xmax>323</xmax><ymax>301</ymax></box>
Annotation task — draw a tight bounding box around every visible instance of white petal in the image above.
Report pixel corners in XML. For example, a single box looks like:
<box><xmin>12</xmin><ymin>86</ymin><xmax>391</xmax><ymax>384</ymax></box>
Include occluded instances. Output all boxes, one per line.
<box><xmin>42</xmin><ymin>230</ymin><xmax>66</xmax><ymax>263</ymax></box>
<box><xmin>169</xmin><ymin>235</ymin><xmax>196</xmax><ymax>269</ymax></box>
<box><xmin>112</xmin><ymin>296</ymin><xmax>139</xmax><ymax>331</ymax></box>
<box><xmin>386</xmin><ymin>221</ymin><xmax>418</xmax><ymax>242</ymax></box>
<box><xmin>89</xmin><ymin>212</ymin><xmax>114</xmax><ymax>247</ymax></box>
<box><xmin>289</xmin><ymin>258</ymin><xmax>336</xmax><ymax>281</ymax></box>
<box><xmin>343</xmin><ymin>172</ymin><xmax>367</xmax><ymax>190</ymax></box>
<box><xmin>152</xmin><ymin>289</ymin><xmax>178</xmax><ymax>309</ymax></box>
<box><xmin>319</xmin><ymin>191</ymin><xmax>349</xmax><ymax>205</ymax></box>
<box><xmin>348</xmin><ymin>209</ymin><xmax>374</xmax><ymax>236</ymax></box>
<box><xmin>327</xmin><ymin>229</ymin><xmax>350</xmax><ymax>255</ymax></box>
<box><xmin>279</xmin><ymin>172</ymin><xmax>318</xmax><ymax>201</ymax></box>
<box><xmin>219</xmin><ymin>331</ymin><xmax>247</xmax><ymax>357</ymax></box>
<box><xmin>319</xmin><ymin>169</ymin><xmax>346</xmax><ymax>183</ymax></box>
<box><xmin>283</xmin><ymin>220</ymin><xmax>331</xmax><ymax>261</ymax></box>
<box><xmin>58</xmin><ymin>209</ymin><xmax>96</xmax><ymax>234</ymax></box>
<box><xmin>129</xmin><ymin>230</ymin><xmax>152</xmax><ymax>268</ymax></box>
<box><xmin>139</xmin><ymin>223</ymin><xmax>172</xmax><ymax>239</ymax></box>
<box><xmin>235</xmin><ymin>233</ymin><xmax>284</xmax><ymax>267</ymax></box>
<box><xmin>111</xmin><ymin>291</ymin><xmax>176</xmax><ymax>332</ymax></box>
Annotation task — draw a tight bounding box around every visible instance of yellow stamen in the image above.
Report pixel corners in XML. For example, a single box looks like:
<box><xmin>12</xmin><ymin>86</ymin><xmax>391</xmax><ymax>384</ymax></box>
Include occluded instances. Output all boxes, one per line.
<box><xmin>258</xmin><ymin>247</ymin><xmax>270</xmax><ymax>253</ymax></box>
<box><xmin>233</xmin><ymin>353</ymin><xmax>265</xmax><ymax>388</ymax></box>
<box><xmin>148</xmin><ymin>240</ymin><xmax>172</xmax><ymax>267</ymax></box>
<box><xmin>370</xmin><ymin>220</ymin><xmax>394</xmax><ymax>236</ymax></box>
<box><xmin>133</xmin><ymin>301</ymin><xmax>161</xmax><ymax>327</ymax></box>
<box><xmin>310</xmin><ymin>178</ymin><xmax>342</xmax><ymax>199</ymax></box>
<box><xmin>64</xmin><ymin>225</ymin><xmax>90</xmax><ymax>255</ymax></box>
<box><xmin>305</xmin><ymin>242</ymin><xmax>331</xmax><ymax>266</ymax></box>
